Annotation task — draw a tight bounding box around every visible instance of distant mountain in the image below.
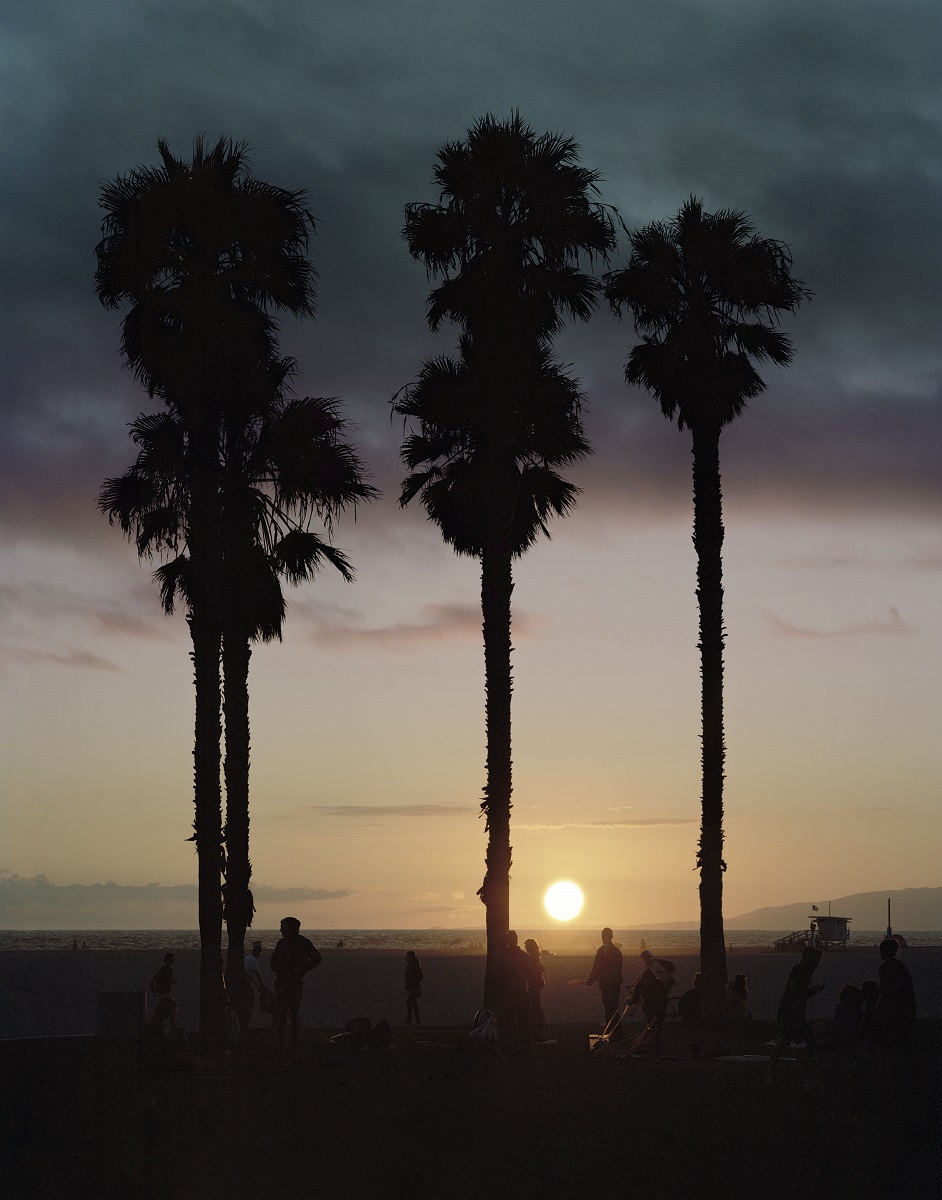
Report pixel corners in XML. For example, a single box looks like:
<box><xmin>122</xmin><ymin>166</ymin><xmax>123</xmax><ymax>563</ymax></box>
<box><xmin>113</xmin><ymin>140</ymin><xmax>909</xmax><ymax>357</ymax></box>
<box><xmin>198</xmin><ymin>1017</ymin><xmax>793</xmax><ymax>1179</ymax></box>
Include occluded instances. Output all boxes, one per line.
<box><xmin>725</xmin><ymin>888</ymin><xmax>942</xmax><ymax>931</ymax></box>
<box><xmin>628</xmin><ymin>888</ymin><xmax>942</xmax><ymax>932</ymax></box>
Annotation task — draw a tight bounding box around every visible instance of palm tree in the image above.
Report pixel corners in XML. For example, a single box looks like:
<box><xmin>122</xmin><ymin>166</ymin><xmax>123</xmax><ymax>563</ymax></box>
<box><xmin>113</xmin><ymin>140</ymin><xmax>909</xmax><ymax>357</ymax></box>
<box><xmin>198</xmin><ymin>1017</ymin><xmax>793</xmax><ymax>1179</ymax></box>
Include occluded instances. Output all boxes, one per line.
<box><xmin>99</xmin><ymin>391</ymin><xmax>375</xmax><ymax>1005</ymax></box>
<box><xmin>603</xmin><ymin>196</ymin><xmax>809</xmax><ymax>1021</ymax></box>
<box><xmin>96</xmin><ymin>136</ymin><xmax>316</xmax><ymax>1048</ymax></box>
<box><xmin>395</xmin><ymin>113</ymin><xmax>616</xmax><ymax>1003</ymax></box>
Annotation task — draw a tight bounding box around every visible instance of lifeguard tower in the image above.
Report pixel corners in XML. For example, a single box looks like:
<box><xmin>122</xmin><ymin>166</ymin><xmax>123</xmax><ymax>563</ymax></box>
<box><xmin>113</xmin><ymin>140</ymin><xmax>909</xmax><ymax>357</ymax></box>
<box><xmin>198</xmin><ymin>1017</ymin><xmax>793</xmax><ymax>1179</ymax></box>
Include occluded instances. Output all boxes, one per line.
<box><xmin>772</xmin><ymin>912</ymin><xmax>852</xmax><ymax>952</ymax></box>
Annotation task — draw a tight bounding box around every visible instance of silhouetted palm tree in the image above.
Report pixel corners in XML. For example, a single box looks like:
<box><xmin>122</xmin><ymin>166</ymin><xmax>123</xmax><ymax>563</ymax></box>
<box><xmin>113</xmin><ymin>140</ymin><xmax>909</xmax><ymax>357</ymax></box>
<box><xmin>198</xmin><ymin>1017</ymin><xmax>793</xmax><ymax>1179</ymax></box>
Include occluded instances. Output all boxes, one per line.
<box><xmin>396</xmin><ymin>113</ymin><xmax>616</xmax><ymax>1002</ymax></box>
<box><xmin>604</xmin><ymin>197</ymin><xmax>809</xmax><ymax>1021</ymax></box>
<box><xmin>100</xmin><ymin>392</ymin><xmax>375</xmax><ymax>1002</ymax></box>
<box><xmin>96</xmin><ymin>136</ymin><xmax>316</xmax><ymax>1048</ymax></box>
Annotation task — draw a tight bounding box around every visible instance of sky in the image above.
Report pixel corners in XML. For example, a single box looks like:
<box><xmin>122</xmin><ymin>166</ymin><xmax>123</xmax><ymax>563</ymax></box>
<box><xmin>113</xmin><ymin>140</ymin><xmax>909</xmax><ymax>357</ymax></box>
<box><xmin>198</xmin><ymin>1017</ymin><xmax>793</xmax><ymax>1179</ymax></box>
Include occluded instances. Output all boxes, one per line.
<box><xmin>1</xmin><ymin>0</ymin><xmax>940</xmax><ymax>930</ymax></box>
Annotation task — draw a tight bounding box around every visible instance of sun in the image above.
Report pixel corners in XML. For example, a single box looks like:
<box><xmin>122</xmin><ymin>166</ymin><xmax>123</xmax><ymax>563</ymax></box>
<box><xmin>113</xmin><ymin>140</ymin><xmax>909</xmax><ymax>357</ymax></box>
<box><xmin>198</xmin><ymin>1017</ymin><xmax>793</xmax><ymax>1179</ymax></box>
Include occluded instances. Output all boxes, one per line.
<box><xmin>544</xmin><ymin>880</ymin><xmax>584</xmax><ymax>922</ymax></box>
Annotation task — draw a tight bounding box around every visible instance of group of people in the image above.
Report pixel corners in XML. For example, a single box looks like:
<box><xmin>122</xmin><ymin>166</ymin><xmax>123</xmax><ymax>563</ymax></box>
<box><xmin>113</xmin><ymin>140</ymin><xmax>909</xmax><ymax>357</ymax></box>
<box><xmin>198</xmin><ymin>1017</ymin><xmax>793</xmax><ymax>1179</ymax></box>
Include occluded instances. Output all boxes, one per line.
<box><xmin>490</xmin><ymin>930</ymin><xmax>551</xmax><ymax>1046</ymax></box>
<box><xmin>773</xmin><ymin>938</ymin><xmax>916</xmax><ymax>1061</ymax></box>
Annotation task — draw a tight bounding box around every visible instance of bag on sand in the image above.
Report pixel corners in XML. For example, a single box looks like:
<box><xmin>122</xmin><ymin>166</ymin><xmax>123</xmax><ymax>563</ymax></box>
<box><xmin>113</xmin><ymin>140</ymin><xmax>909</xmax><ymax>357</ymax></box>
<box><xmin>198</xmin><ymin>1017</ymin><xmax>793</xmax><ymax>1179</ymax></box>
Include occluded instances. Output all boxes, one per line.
<box><xmin>468</xmin><ymin>1008</ymin><xmax>498</xmax><ymax>1043</ymax></box>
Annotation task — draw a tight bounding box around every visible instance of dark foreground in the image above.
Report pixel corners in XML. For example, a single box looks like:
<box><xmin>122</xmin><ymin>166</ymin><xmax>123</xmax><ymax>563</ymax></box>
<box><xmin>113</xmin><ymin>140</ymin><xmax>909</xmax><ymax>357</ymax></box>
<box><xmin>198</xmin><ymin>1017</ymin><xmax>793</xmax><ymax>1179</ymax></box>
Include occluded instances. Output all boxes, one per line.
<box><xmin>2</xmin><ymin>1021</ymin><xmax>940</xmax><ymax>1200</ymax></box>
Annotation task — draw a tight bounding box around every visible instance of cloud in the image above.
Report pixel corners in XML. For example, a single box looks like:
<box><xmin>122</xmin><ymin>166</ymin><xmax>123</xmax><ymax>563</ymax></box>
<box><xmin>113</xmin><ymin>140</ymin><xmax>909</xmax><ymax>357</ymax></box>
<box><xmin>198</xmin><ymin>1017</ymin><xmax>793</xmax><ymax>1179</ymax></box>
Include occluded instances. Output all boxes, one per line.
<box><xmin>0</xmin><ymin>871</ymin><xmax>350</xmax><ymax>914</ymax></box>
<box><xmin>305</xmin><ymin>602</ymin><xmax>546</xmax><ymax>650</ymax></box>
<box><xmin>450</xmin><ymin>890</ymin><xmax>465</xmax><ymax>900</ymax></box>
<box><xmin>516</xmin><ymin>818</ymin><xmax>697</xmax><ymax>831</ymax></box>
<box><xmin>407</xmin><ymin>903</ymin><xmax>481</xmax><ymax>915</ymax></box>
<box><xmin>766</xmin><ymin>605</ymin><xmax>915</xmax><ymax>638</ymax></box>
<box><xmin>304</xmin><ymin>805</ymin><xmax>476</xmax><ymax>818</ymax></box>
<box><xmin>410</xmin><ymin>891</ymin><xmax>441</xmax><ymax>902</ymax></box>
<box><xmin>10</xmin><ymin>647</ymin><xmax>119</xmax><ymax>671</ymax></box>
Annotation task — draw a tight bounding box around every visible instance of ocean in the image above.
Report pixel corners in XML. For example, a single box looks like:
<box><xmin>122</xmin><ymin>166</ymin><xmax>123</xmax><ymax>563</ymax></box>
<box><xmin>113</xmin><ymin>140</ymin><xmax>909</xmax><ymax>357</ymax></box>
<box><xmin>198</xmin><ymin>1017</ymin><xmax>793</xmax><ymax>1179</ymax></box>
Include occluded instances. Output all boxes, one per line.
<box><xmin>3</xmin><ymin>928</ymin><xmax>941</xmax><ymax>952</ymax></box>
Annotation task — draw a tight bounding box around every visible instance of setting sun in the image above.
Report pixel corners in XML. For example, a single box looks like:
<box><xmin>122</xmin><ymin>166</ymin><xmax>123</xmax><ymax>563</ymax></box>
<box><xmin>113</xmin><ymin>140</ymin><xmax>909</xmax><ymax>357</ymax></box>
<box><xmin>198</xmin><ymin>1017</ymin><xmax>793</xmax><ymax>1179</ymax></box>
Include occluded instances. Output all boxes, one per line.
<box><xmin>543</xmin><ymin>880</ymin><xmax>584</xmax><ymax>922</ymax></box>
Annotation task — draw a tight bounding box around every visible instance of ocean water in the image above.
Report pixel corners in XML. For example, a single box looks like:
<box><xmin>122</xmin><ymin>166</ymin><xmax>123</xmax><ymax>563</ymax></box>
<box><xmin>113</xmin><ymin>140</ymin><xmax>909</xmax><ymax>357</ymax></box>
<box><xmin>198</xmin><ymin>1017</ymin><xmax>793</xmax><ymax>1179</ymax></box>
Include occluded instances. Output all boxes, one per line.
<box><xmin>2</xmin><ymin>928</ymin><xmax>940</xmax><ymax>953</ymax></box>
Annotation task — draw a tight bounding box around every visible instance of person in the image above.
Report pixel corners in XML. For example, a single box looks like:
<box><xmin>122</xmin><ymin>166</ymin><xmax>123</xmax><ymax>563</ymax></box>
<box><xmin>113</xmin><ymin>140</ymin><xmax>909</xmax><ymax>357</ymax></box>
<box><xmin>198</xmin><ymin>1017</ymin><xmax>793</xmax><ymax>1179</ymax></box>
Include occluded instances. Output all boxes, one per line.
<box><xmin>678</xmin><ymin>972</ymin><xmax>703</xmax><ymax>1057</ymax></box>
<box><xmin>240</xmin><ymin>940</ymin><xmax>264</xmax><ymax>1032</ymax></box>
<box><xmin>72</xmin><ymin>940</ymin><xmax>78</xmax><ymax>952</ymax></box>
<box><xmin>586</xmin><ymin>928</ymin><xmax>623</xmax><ymax>1041</ymax></box>
<box><xmin>629</xmin><ymin>968</ymin><xmax>669</xmax><ymax>1053</ymax></box>
<box><xmin>524</xmin><ymin>938</ymin><xmax>548</xmax><ymax>1040</ymax></box>
<box><xmin>140</xmin><ymin>996</ymin><xmax>178</xmax><ymax>1070</ymax></box>
<box><xmin>859</xmin><ymin>979</ymin><xmax>880</xmax><ymax>1043</ymax></box>
<box><xmin>640</xmin><ymin>950</ymin><xmax>676</xmax><ymax>997</ymax></box>
<box><xmin>270</xmin><ymin>917</ymin><xmax>322</xmax><ymax>1057</ymax></box>
<box><xmin>405</xmin><ymin>951</ymin><xmax>423</xmax><ymax>1025</ymax></box>
<box><xmin>830</xmin><ymin>984</ymin><xmax>864</xmax><ymax>1051</ymax></box>
<box><xmin>875</xmin><ymin>938</ymin><xmax>916</xmax><ymax>1053</ymax></box>
<box><xmin>149</xmin><ymin>953</ymin><xmax>177</xmax><ymax>1000</ymax></box>
<box><xmin>726</xmin><ymin>974</ymin><xmax>751</xmax><ymax>1022</ymax></box>
<box><xmin>496</xmin><ymin>930</ymin><xmax>531</xmax><ymax>1047</ymax></box>
<box><xmin>774</xmin><ymin>945</ymin><xmax>824</xmax><ymax>1058</ymax></box>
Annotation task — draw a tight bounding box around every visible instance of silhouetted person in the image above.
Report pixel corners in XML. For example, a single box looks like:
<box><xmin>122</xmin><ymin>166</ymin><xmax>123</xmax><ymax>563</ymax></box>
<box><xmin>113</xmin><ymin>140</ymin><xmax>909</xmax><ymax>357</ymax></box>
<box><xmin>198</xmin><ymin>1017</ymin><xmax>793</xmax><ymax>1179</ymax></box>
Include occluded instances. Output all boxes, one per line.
<box><xmin>640</xmin><ymin>949</ymin><xmax>676</xmax><ymax>997</ymax></box>
<box><xmin>405</xmin><ymin>951</ymin><xmax>423</xmax><ymax>1025</ymax></box>
<box><xmin>726</xmin><ymin>974</ymin><xmax>751</xmax><ymax>1022</ymax></box>
<box><xmin>524</xmin><ymin>938</ymin><xmax>548</xmax><ymax>1039</ymax></box>
<box><xmin>497</xmin><ymin>930</ymin><xmax>531</xmax><ymax>1047</ymax></box>
<box><xmin>270</xmin><ymin>917</ymin><xmax>322</xmax><ymax>1057</ymax></box>
<box><xmin>140</xmin><ymin>996</ymin><xmax>178</xmax><ymax>1071</ymax></box>
<box><xmin>830</xmin><ymin>984</ymin><xmax>864</xmax><ymax>1051</ymax></box>
<box><xmin>586</xmin><ymin>928</ymin><xmax>623</xmax><ymax>1041</ymax></box>
<box><xmin>860</xmin><ymin>979</ymin><xmax>880</xmax><ymax>1043</ymax></box>
<box><xmin>629</xmin><ymin>967</ymin><xmax>669</xmax><ymax>1053</ymax></box>
<box><xmin>875</xmin><ymin>939</ymin><xmax>916</xmax><ymax>1052</ymax></box>
<box><xmin>678</xmin><ymin>971</ymin><xmax>703</xmax><ymax>1057</ymax></box>
<box><xmin>240</xmin><ymin>939</ymin><xmax>263</xmax><ymax>1032</ymax></box>
<box><xmin>72</xmin><ymin>940</ymin><xmax>78</xmax><ymax>952</ymax></box>
<box><xmin>774</xmin><ymin>945</ymin><xmax>824</xmax><ymax>1058</ymax></box>
<box><xmin>150</xmin><ymin>953</ymin><xmax>177</xmax><ymax>1000</ymax></box>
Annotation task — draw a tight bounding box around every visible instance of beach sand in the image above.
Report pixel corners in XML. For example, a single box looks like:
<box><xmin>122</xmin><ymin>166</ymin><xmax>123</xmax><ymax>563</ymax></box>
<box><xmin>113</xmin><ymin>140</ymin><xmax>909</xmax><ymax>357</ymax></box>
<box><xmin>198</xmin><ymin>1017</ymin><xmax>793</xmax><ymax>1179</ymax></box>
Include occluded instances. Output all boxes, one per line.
<box><xmin>3</xmin><ymin>943</ymin><xmax>941</xmax><ymax>1039</ymax></box>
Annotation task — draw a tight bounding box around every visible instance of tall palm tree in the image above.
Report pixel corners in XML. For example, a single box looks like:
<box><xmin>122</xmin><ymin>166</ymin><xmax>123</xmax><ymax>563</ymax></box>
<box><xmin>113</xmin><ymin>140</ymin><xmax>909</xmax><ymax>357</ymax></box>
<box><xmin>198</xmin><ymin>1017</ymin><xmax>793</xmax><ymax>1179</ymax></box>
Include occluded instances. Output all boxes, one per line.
<box><xmin>604</xmin><ymin>196</ymin><xmax>809</xmax><ymax>1021</ymax></box>
<box><xmin>100</xmin><ymin>392</ymin><xmax>375</xmax><ymax>1003</ymax></box>
<box><xmin>395</xmin><ymin>113</ymin><xmax>616</xmax><ymax>1003</ymax></box>
<box><xmin>96</xmin><ymin>136</ymin><xmax>316</xmax><ymax>1048</ymax></box>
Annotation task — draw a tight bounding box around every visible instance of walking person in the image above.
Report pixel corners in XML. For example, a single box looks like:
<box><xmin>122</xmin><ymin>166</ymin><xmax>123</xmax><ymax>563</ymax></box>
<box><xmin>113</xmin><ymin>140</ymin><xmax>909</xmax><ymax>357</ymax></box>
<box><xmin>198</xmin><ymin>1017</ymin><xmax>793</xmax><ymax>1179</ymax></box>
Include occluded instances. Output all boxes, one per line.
<box><xmin>405</xmin><ymin>950</ymin><xmax>423</xmax><ymax>1025</ymax></box>
<box><xmin>149</xmin><ymin>953</ymin><xmax>177</xmax><ymax>1005</ymax></box>
<box><xmin>270</xmin><ymin>918</ymin><xmax>322</xmax><ymax>1058</ymax></box>
<box><xmin>586</xmin><ymin>928</ymin><xmax>623</xmax><ymax>1041</ymax></box>
<box><xmin>629</xmin><ymin>967</ymin><xmax>669</xmax><ymax>1054</ymax></box>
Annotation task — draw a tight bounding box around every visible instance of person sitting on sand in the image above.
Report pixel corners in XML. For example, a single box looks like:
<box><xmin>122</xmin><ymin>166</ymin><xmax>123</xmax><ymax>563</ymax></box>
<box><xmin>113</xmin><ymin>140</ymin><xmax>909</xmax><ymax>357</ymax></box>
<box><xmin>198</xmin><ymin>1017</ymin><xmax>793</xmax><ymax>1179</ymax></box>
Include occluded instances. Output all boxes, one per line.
<box><xmin>586</xmin><ymin>928</ymin><xmax>624</xmax><ymax>1041</ymax></box>
<box><xmin>774</xmin><ymin>945</ymin><xmax>824</xmax><ymax>1059</ymax></box>
<box><xmin>405</xmin><ymin>951</ymin><xmax>423</xmax><ymax>1025</ymax></box>
<box><xmin>270</xmin><ymin>917</ymin><xmax>322</xmax><ymax>1057</ymax></box>
<box><xmin>524</xmin><ymin>938</ymin><xmax>548</xmax><ymax>1040</ymax></box>
<box><xmin>829</xmin><ymin>984</ymin><xmax>864</xmax><ymax>1051</ymax></box>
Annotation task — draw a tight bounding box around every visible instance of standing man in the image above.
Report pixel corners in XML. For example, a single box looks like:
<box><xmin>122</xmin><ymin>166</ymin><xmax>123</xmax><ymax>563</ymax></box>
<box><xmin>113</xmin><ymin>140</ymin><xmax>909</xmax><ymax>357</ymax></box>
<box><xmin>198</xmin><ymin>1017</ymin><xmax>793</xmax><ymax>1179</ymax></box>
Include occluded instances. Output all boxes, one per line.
<box><xmin>149</xmin><ymin>953</ymin><xmax>177</xmax><ymax>1001</ymax></box>
<box><xmin>270</xmin><ymin>918</ymin><xmax>321</xmax><ymax>1058</ymax></box>
<box><xmin>876</xmin><ymin>938</ymin><xmax>917</xmax><ymax>1069</ymax></box>
<box><xmin>240</xmin><ymin>940</ymin><xmax>264</xmax><ymax>1032</ymax></box>
<box><xmin>586</xmin><ymin>928</ymin><xmax>623</xmax><ymax>1040</ymax></box>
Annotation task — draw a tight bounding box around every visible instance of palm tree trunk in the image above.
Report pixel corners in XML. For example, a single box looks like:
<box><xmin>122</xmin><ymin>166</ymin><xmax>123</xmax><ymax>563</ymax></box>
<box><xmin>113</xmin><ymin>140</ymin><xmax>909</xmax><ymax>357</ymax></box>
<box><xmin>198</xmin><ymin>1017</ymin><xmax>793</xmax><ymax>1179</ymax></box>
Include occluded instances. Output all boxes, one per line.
<box><xmin>222</xmin><ymin>629</ymin><xmax>253</xmax><ymax>999</ymax></box>
<box><xmin>188</xmin><ymin>603</ymin><xmax>226</xmax><ymax>1053</ymax></box>
<box><xmin>479</xmin><ymin>540</ymin><xmax>514</xmax><ymax>1008</ymax></box>
<box><xmin>691</xmin><ymin>422</ymin><xmax>728</xmax><ymax>1022</ymax></box>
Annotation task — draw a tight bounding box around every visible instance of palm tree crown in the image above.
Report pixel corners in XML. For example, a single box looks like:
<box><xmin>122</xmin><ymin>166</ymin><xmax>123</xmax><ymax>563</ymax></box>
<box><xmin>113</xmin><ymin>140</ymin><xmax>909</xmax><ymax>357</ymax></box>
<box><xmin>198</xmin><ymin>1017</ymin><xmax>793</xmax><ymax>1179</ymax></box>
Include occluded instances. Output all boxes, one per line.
<box><xmin>604</xmin><ymin>195</ymin><xmax>810</xmax><ymax>431</ymax></box>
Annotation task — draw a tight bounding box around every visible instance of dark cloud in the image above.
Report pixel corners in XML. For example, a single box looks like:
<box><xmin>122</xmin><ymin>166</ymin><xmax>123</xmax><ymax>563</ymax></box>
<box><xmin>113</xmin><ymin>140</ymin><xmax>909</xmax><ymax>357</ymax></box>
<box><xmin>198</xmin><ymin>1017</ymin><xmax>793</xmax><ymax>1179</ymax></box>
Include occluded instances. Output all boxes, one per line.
<box><xmin>3</xmin><ymin>0</ymin><xmax>941</xmax><ymax>563</ymax></box>
<box><xmin>765</xmin><ymin>605</ymin><xmax>915</xmax><ymax>638</ymax></box>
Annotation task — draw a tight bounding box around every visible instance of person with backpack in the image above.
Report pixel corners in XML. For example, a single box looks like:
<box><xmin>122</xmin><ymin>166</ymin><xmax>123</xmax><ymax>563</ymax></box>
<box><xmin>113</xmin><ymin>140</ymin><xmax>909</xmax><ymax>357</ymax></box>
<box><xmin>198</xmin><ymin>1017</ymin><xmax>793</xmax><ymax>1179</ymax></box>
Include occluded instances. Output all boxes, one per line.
<box><xmin>270</xmin><ymin>918</ymin><xmax>322</xmax><ymax>1057</ymax></box>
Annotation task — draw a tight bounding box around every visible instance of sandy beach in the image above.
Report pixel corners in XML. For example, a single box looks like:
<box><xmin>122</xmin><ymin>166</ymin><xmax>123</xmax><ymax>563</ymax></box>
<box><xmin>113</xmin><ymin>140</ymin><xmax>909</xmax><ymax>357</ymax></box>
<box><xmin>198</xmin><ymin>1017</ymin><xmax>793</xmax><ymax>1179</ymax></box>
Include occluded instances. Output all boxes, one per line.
<box><xmin>3</xmin><ymin>944</ymin><xmax>940</xmax><ymax>1039</ymax></box>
